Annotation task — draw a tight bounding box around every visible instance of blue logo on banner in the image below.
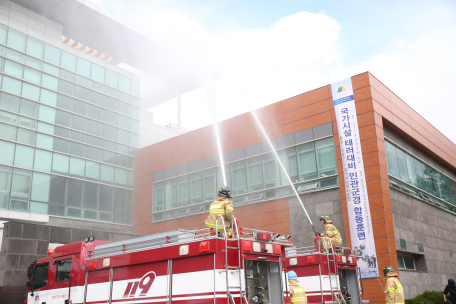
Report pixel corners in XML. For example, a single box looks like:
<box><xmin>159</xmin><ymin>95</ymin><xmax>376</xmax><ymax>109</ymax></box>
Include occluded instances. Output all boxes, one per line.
<box><xmin>333</xmin><ymin>95</ymin><xmax>354</xmax><ymax>106</ymax></box>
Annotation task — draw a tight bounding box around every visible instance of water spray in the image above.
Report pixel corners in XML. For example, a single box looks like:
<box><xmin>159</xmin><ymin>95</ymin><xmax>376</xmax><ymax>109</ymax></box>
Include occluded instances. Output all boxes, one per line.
<box><xmin>205</xmin><ymin>82</ymin><xmax>227</xmax><ymax>187</ymax></box>
<box><xmin>246</xmin><ymin>102</ymin><xmax>319</xmax><ymax>237</ymax></box>
<box><xmin>214</xmin><ymin>121</ymin><xmax>227</xmax><ymax>187</ymax></box>
<box><xmin>197</xmin><ymin>33</ymin><xmax>317</xmax><ymax>234</ymax></box>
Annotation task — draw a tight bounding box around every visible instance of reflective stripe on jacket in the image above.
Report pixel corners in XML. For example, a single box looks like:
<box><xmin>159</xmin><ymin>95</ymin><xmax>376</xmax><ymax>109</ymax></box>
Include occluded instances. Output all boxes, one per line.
<box><xmin>322</xmin><ymin>220</ymin><xmax>342</xmax><ymax>243</ymax></box>
<box><xmin>205</xmin><ymin>196</ymin><xmax>234</xmax><ymax>231</ymax></box>
<box><xmin>289</xmin><ymin>280</ymin><xmax>307</xmax><ymax>304</ymax></box>
<box><xmin>384</xmin><ymin>272</ymin><xmax>404</xmax><ymax>304</ymax></box>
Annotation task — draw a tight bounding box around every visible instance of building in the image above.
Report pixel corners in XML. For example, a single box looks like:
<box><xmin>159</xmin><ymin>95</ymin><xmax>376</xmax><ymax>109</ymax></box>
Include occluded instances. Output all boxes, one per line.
<box><xmin>0</xmin><ymin>0</ymin><xmax>216</xmax><ymax>301</ymax></box>
<box><xmin>135</xmin><ymin>72</ymin><xmax>456</xmax><ymax>303</ymax></box>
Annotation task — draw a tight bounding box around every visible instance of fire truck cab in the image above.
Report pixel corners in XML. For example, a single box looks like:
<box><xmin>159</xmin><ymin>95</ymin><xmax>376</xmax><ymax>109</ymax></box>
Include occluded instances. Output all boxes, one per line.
<box><xmin>26</xmin><ymin>223</ymin><xmax>292</xmax><ymax>304</ymax></box>
<box><xmin>285</xmin><ymin>238</ymin><xmax>368</xmax><ymax>304</ymax></box>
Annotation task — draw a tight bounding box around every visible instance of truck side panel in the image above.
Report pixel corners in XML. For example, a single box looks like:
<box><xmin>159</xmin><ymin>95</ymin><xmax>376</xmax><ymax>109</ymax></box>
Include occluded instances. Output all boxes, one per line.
<box><xmin>85</xmin><ymin>269</ymin><xmax>111</xmax><ymax>303</ymax></box>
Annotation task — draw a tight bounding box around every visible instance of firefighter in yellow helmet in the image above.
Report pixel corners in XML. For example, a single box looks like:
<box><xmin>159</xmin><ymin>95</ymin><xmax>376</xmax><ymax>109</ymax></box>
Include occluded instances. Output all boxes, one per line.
<box><xmin>288</xmin><ymin>271</ymin><xmax>307</xmax><ymax>304</ymax></box>
<box><xmin>383</xmin><ymin>265</ymin><xmax>404</xmax><ymax>304</ymax></box>
<box><xmin>205</xmin><ymin>186</ymin><xmax>234</xmax><ymax>238</ymax></box>
<box><xmin>320</xmin><ymin>215</ymin><xmax>342</xmax><ymax>249</ymax></box>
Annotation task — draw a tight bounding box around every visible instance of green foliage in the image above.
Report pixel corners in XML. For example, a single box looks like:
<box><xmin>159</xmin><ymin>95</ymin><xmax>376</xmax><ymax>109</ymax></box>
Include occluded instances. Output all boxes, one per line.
<box><xmin>405</xmin><ymin>291</ymin><xmax>446</xmax><ymax>304</ymax></box>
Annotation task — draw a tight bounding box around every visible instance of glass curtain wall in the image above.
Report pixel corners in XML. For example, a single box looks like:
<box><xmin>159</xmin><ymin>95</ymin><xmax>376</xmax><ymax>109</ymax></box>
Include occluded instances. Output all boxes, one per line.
<box><xmin>385</xmin><ymin>140</ymin><xmax>456</xmax><ymax>207</ymax></box>
<box><xmin>152</xmin><ymin>136</ymin><xmax>339</xmax><ymax>221</ymax></box>
<box><xmin>0</xmin><ymin>24</ymin><xmax>139</xmax><ymax>224</ymax></box>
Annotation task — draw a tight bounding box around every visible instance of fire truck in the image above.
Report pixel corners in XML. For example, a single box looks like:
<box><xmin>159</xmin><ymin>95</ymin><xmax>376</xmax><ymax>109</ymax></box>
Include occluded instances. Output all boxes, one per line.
<box><xmin>25</xmin><ymin>218</ymin><xmax>367</xmax><ymax>304</ymax></box>
<box><xmin>285</xmin><ymin>238</ymin><xmax>368</xmax><ymax>304</ymax></box>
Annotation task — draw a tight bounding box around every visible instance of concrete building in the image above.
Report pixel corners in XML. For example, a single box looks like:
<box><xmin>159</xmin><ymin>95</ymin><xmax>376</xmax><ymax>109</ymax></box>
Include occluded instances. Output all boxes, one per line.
<box><xmin>135</xmin><ymin>72</ymin><xmax>456</xmax><ymax>304</ymax></box>
<box><xmin>0</xmin><ymin>0</ymin><xmax>215</xmax><ymax>301</ymax></box>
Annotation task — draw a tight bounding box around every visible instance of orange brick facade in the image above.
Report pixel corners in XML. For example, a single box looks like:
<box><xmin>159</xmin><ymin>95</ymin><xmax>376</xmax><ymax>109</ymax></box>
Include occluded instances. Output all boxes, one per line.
<box><xmin>134</xmin><ymin>72</ymin><xmax>456</xmax><ymax>303</ymax></box>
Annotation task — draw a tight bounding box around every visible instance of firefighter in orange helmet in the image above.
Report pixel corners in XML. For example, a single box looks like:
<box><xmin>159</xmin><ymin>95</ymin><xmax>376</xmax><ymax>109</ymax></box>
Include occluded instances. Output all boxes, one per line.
<box><xmin>320</xmin><ymin>215</ymin><xmax>342</xmax><ymax>249</ymax></box>
<box><xmin>205</xmin><ymin>186</ymin><xmax>234</xmax><ymax>238</ymax></box>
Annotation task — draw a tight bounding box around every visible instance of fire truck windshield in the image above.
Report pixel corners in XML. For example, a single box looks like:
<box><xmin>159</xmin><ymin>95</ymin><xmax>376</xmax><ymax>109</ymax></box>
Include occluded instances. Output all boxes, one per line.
<box><xmin>33</xmin><ymin>263</ymin><xmax>49</xmax><ymax>290</ymax></box>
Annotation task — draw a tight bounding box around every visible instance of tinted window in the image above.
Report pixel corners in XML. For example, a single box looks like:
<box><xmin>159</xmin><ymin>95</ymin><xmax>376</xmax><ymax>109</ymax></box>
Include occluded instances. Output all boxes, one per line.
<box><xmin>34</xmin><ymin>263</ymin><xmax>49</xmax><ymax>289</ymax></box>
<box><xmin>55</xmin><ymin>258</ymin><xmax>72</xmax><ymax>282</ymax></box>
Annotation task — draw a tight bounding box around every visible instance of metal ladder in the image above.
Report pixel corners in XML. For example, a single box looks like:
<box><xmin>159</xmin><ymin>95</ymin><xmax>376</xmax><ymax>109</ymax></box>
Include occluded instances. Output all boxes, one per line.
<box><xmin>215</xmin><ymin>215</ymin><xmax>245</xmax><ymax>304</ymax></box>
<box><xmin>321</xmin><ymin>238</ymin><xmax>346</xmax><ymax>304</ymax></box>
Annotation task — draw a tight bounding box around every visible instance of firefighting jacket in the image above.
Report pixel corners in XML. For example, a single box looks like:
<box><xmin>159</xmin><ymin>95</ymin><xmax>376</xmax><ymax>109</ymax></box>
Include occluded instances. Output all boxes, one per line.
<box><xmin>289</xmin><ymin>280</ymin><xmax>307</xmax><ymax>304</ymax></box>
<box><xmin>384</xmin><ymin>272</ymin><xmax>404</xmax><ymax>304</ymax></box>
<box><xmin>321</xmin><ymin>220</ymin><xmax>342</xmax><ymax>244</ymax></box>
<box><xmin>205</xmin><ymin>196</ymin><xmax>234</xmax><ymax>231</ymax></box>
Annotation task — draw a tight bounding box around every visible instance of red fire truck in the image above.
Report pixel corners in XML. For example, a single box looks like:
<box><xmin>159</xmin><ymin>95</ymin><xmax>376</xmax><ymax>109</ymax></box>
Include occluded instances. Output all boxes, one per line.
<box><xmin>285</xmin><ymin>238</ymin><xmax>368</xmax><ymax>304</ymax></box>
<box><xmin>25</xmin><ymin>220</ymin><xmax>291</xmax><ymax>304</ymax></box>
<box><xmin>25</xmin><ymin>220</ymin><xmax>367</xmax><ymax>304</ymax></box>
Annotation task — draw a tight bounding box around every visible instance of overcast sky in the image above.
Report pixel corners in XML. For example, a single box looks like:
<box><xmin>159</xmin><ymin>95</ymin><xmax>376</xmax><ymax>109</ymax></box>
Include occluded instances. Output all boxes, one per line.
<box><xmin>98</xmin><ymin>0</ymin><xmax>456</xmax><ymax>144</ymax></box>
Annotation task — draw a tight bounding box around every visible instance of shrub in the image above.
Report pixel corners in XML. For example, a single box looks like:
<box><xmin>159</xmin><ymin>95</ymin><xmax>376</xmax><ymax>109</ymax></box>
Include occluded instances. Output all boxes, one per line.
<box><xmin>405</xmin><ymin>291</ymin><xmax>445</xmax><ymax>304</ymax></box>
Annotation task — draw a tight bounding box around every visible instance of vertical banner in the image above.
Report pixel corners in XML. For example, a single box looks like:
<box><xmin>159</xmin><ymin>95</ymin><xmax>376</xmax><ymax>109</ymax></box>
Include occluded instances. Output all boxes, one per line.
<box><xmin>331</xmin><ymin>78</ymin><xmax>379</xmax><ymax>279</ymax></box>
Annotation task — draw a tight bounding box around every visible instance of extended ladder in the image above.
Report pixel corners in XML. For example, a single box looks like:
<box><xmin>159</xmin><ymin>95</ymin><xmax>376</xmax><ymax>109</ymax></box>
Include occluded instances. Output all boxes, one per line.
<box><xmin>321</xmin><ymin>238</ymin><xmax>346</xmax><ymax>304</ymax></box>
<box><xmin>215</xmin><ymin>215</ymin><xmax>245</xmax><ymax>304</ymax></box>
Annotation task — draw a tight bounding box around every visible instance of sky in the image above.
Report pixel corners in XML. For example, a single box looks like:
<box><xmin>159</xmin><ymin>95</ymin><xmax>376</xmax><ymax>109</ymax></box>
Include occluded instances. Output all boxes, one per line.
<box><xmin>97</xmin><ymin>0</ymin><xmax>456</xmax><ymax>143</ymax></box>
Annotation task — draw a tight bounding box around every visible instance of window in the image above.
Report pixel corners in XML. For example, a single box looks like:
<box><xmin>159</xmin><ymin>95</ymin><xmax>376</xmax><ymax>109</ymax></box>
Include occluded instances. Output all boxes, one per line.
<box><xmin>34</xmin><ymin>149</ymin><xmax>52</xmax><ymax>173</ymax></box>
<box><xmin>67</xmin><ymin>179</ymin><xmax>83</xmax><ymax>207</ymax></box>
<box><xmin>55</xmin><ymin>259</ymin><xmax>72</xmax><ymax>282</ymax></box>
<box><xmin>102</xmin><ymin>124</ymin><xmax>116</xmax><ymax>141</ymax></box>
<box><xmin>61</xmin><ymin>51</ymin><xmax>77</xmax><ymax>71</ymax></box>
<box><xmin>42</xmin><ymin>74</ymin><xmax>59</xmax><ymax>91</ymax></box>
<box><xmin>25</xmin><ymin>56</ymin><xmax>43</xmax><ymax>69</ymax></box>
<box><xmin>105</xmin><ymin>70</ymin><xmax>118</xmax><ymax>88</ymax></box>
<box><xmin>102</xmin><ymin>109</ymin><xmax>116</xmax><ymax>125</ymax></box>
<box><xmin>52</xmin><ymin>153</ymin><xmax>69</xmax><ymax>175</ymax></box>
<box><xmin>0</xmin><ymin>92</ymin><xmax>20</xmax><ymax>113</ymax></box>
<box><xmin>449</xmin><ymin>249</ymin><xmax>453</xmax><ymax>258</ymax></box>
<box><xmin>397</xmin><ymin>254</ymin><xmax>415</xmax><ymax>270</ymax></box>
<box><xmin>39</xmin><ymin>105</ymin><xmax>56</xmax><ymax>123</ymax></box>
<box><xmin>76</xmin><ymin>57</ymin><xmax>91</xmax><ymax>77</ymax></box>
<box><xmin>43</xmin><ymin>63</ymin><xmax>59</xmax><ymax>76</ymax></box>
<box><xmin>315</xmin><ymin>137</ymin><xmax>337</xmax><ymax>177</ymax></box>
<box><xmin>11</xmin><ymin>168</ymin><xmax>32</xmax><ymax>200</ymax></box>
<box><xmin>0</xmin><ymin>24</ymin><xmax>7</xmax><ymax>45</ymax></box>
<box><xmin>3</xmin><ymin>76</ymin><xmax>22</xmax><ymax>95</ymax></box>
<box><xmin>20</xmin><ymin>99</ymin><xmax>39</xmax><ymax>118</ymax></box>
<box><xmin>22</xmin><ymin>83</ymin><xmax>40</xmax><ymax>101</ymax></box>
<box><xmin>58</xmin><ymin>79</ymin><xmax>74</xmax><ymax>96</ymax></box>
<box><xmin>399</xmin><ymin>238</ymin><xmax>407</xmax><ymax>250</ymax></box>
<box><xmin>417</xmin><ymin>242</ymin><xmax>424</xmax><ymax>253</ymax></box>
<box><xmin>85</xmin><ymin>161</ymin><xmax>100</xmax><ymax>180</ymax></box>
<box><xmin>386</xmin><ymin>140</ymin><xmax>456</xmax><ymax>207</ymax></box>
<box><xmin>31</xmin><ymin>172</ymin><xmax>50</xmax><ymax>202</ymax></box>
<box><xmin>0</xmin><ymin>140</ymin><xmax>15</xmax><ymax>165</ymax></box>
<box><xmin>0</xmin><ymin>123</ymin><xmax>17</xmax><ymax>141</ymax></box>
<box><xmin>91</xmin><ymin>64</ymin><xmax>105</xmax><ymax>83</ymax></box>
<box><xmin>49</xmin><ymin>176</ymin><xmax>67</xmax><ymax>204</ymax></box>
<box><xmin>14</xmin><ymin>145</ymin><xmax>34</xmax><ymax>169</ymax></box>
<box><xmin>44</xmin><ymin>44</ymin><xmax>61</xmax><ymax>65</ymax></box>
<box><xmin>23</xmin><ymin>67</ymin><xmax>42</xmax><ymax>84</ymax></box>
<box><xmin>19</xmin><ymin>116</ymin><xmax>37</xmax><ymax>129</ymax></box>
<box><xmin>74</xmin><ymin>86</ymin><xmax>89</xmax><ymax>101</ymax></box>
<box><xmin>69</xmin><ymin>157</ymin><xmax>85</xmax><ymax>177</ymax></box>
<box><xmin>55</xmin><ymin>110</ymin><xmax>72</xmax><ymax>128</ymax></box>
<box><xmin>26</xmin><ymin>37</ymin><xmax>44</xmax><ymax>59</ymax></box>
<box><xmin>33</xmin><ymin>263</ymin><xmax>49</xmax><ymax>289</ymax></box>
<box><xmin>100</xmin><ymin>165</ymin><xmax>114</xmax><ymax>183</ymax></box>
<box><xmin>40</xmin><ymin>89</ymin><xmax>57</xmax><ymax>107</ymax></box>
<box><xmin>118</xmin><ymin>75</ymin><xmax>131</xmax><ymax>93</ymax></box>
<box><xmin>7</xmin><ymin>29</ymin><xmax>27</xmax><ymax>52</ymax></box>
<box><xmin>231</xmin><ymin>160</ymin><xmax>247</xmax><ymax>196</ymax></box>
<box><xmin>83</xmin><ymin>182</ymin><xmax>98</xmax><ymax>209</ymax></box>
<box><xmin>6</xmin><ymin>48</ymin><xmax>23</xmax><ymax>62</ymax></box>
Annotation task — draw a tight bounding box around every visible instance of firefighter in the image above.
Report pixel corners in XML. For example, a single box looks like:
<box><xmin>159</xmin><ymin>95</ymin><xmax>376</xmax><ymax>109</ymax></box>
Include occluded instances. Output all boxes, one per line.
<box><xmin>383</xmin><ymin>265</ymin><xmax>404</xmax><ymax>304</ymax></box>
<box><xmin>319</xmin><ymin>215</ymin><xmax>342</xmax><ymax>249</ymax></box>
<box><xmin>287</xmin><ymin>270</ymin><xmax>307</xmax><ymax>304</ymax></box>
<box><xmin>205</xmin><ymin>186</ymin><xmax>234</xmax><ymax>238</ymax></box>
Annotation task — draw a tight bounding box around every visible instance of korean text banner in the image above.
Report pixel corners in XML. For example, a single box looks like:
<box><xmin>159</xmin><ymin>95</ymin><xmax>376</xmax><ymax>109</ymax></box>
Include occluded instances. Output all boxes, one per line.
<box><xmin>331</xmin><ymin>78</ymin><xmax>379</xmax><ymax>279</ymax></box>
